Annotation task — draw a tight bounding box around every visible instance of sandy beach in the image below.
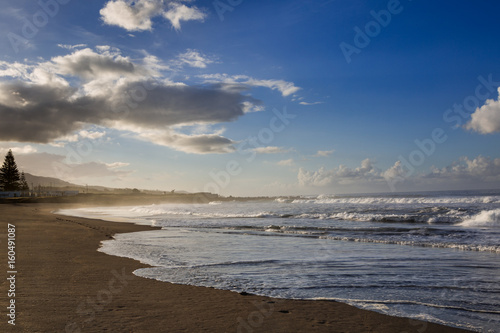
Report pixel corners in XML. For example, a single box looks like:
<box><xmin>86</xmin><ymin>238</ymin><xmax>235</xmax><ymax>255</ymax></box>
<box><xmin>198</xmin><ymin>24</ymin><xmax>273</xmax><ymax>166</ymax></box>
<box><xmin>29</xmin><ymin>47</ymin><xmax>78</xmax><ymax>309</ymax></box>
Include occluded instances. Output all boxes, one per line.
<box><xmin>0</xmin><ymin>202</ymin><xmax>473</xmax><ymax>332</ymax></box>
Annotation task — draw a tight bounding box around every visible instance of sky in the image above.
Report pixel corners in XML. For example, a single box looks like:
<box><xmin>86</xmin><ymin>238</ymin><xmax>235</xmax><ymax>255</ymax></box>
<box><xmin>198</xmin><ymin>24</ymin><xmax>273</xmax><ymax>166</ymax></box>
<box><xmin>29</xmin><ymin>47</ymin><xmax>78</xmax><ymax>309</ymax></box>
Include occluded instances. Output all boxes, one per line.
<box><xmin>0</xmin><ymin>0</ymin><xmax>500</xmax><ymax>196</ymax></box>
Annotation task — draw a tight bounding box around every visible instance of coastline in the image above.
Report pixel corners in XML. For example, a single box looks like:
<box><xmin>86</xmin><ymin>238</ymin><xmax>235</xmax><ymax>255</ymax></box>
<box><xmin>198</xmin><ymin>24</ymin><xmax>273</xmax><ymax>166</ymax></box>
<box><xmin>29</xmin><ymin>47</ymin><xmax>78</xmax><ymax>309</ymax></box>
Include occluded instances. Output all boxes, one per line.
<box><xmin>0</xmin><ymin>203</ymin><xmax>473</xmax><ymax>332</ymax></box>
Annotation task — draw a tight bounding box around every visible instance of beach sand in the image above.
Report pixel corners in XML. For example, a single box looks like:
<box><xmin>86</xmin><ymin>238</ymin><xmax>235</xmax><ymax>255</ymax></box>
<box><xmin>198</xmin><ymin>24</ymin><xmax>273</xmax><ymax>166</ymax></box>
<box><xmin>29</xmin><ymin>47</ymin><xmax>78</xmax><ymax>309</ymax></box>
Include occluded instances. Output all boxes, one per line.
<box><xmin>0</xmin><ymin>202</ymin><xmax>473</xmax><ymax>332</ymax></box>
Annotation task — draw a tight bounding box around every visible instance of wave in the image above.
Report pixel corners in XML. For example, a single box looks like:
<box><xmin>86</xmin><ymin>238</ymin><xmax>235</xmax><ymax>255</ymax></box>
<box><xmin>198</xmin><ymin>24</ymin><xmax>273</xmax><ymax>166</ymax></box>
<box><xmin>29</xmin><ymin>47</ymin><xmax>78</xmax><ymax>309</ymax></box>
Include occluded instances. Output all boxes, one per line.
<box><xmin>460</xmin><ymin>209</ymin><xmax>500</xmax><ymax>227</ymax></box>
<box><xmin>220</xmin><ymin>225</ymin><xmax>500</xmax><ymax>253</ymax></box>
<box><xmin>313</xmin><ymin>297</ymin><xmax>500</xmax><ymax>315</ymax></box>
<box><xmin>132</xmin><ymin>210</ymin><xmax>481</xmax><ymax>228</ymax></box>
<box><xmin>317</xmin><ymin>236</ymin><xmax>500</xmax><ymax>253</ymax></box>
<box><xmin>290</xmin><ymin>196</ymin><xmax>500</xmax><ymax>205</ymax></box>
<box><xmin>130</xmin><ymin>206</ymin><xmax>469</xmax><ymax>224</ymax></box>
<box><xmin>130</xmin><ymin>206</ymin><xmax>281</xmax><ymax>219</ymax></box>
<box><xmin>316</xmin><ymin>211</ymin><xmax>466</xmax><ymax>224</ymax></box>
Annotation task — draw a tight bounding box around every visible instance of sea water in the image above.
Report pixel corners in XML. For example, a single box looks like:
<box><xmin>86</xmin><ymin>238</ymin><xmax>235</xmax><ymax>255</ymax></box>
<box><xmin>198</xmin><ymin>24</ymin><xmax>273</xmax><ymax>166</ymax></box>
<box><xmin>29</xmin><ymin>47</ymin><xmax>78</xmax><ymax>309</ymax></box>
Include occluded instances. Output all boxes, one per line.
<box><xmin>60</xmin><ymin>190</ymin><xmax>500</xmax><ymax>332</ymax></box>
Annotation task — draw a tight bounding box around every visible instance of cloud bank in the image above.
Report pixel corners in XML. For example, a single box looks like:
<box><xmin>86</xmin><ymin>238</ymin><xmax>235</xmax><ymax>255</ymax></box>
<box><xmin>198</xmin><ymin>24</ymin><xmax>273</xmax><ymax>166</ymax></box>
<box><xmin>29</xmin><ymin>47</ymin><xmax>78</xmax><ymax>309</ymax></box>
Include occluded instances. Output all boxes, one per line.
<box><xmin>0</xmin><ymin>47</ymin><xmax>282</xmax><ymax>154</ymax></box>
<box><xmin>426</xmin><ymin>156</ymin><xmax>500</xmax><ymax>181</ymax></box>
<box><xmin>298</xmin><ymin>158</ymin><xmax>379</xmax><ymax>187</ymax></box>
<box><xmin>298</xmin><ymin>156</ymin><xmax>500</xmax><ymax>191</ymax></box>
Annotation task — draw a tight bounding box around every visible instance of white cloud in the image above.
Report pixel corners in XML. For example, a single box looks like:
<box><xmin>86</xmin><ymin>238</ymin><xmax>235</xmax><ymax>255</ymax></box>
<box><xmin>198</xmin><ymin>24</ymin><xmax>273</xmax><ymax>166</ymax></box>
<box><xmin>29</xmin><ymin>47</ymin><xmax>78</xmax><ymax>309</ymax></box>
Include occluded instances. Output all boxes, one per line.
<box><xmin>50</xmin><ymin>47</ymin><xmax>140</xmax><ymax>80</ymax></box>
<box><xmin>136</xmin><ymin>129</ymin><xmax>236</xmax><ymax>154</ymax></box>
<box><xmin>382</xmin><ymin>160</ymin><xmax>406</xmax><ymax>181</ymax></box>
<box><xmin>302</xmin><ymin>155</ymin><xmax>500</xmax><ymax>193</ymax></box>
<box><xmin>465</xmin><ymin>87</ymin><xmax>500</xmax><ymax>134</ymax></box>
<box><xmin>427</xmin><ymin>156</ymin><xmax>500</xmax><ymax>181</ymax></box>
<box><xmin>277</xmin><ymin>159</ymin><xmax>294</xmax><ymax>166</ymax></box>
<box><xmin>245</xmin><ymin>78</ymin><xmax>301</xmax><ymax>97</ymax></box>
<box><xmin>57</xmin><ymin>44</ymin><xmax>87</xmax><ymax>50</ymax></box>
<box><xmin>106</xmin><ymin>161</ymin><xmax>130</xmax><ymax>168</ymax></box>
<box><xmin>299</xmin><ymin>101</ymin><xmax>323</xmax><ymax>106</ymax></box>
<box><xmin>47</xmin><ymin>128</ymin><xmax>107</xmax><ymax>147</ymax></box>
<box><xmin>0</xmin><ymin>60</ymin><xmax>32</xmax><ymax>81</ymax></box>
<box><xmin>143</xmin><ymin>53</ymin><xmax>171</xmax><ymax>72</ymax></box>
<box><xmin>100</xmin><ymin>0</ymin><xmax>162</xmax><ymax>31</ymax></box>
<box><xmin>176</xmin><ymin>49</ymin><xmax>214</xmax><ymax>68</ymax></box>
<box><xmin>299</xmin><ymin>159</ymin><xmax>382</xmax><ymax>187</ymax></box>
<box><xmin>299</xmin><ymin>155</ymin><xmax>500</xmax><ymax>192</ymax></box>
<box><xmin>314</xmin><ymin>150</ymin><xmax>334</xmax><ymax>157</ymax></box>
<box><xmin>241</xmin><ymin>101</ymin><xmax>265</xmax><ymax>113</ymax></box>
<box><xmin>0</xmin><ymin>145</ymin><xmax>37</xmax><ymax>155</ymax></box>
<box><xmin>300</xmin><ymin>154</ymin><xmax>500</xmax><ymax>190</ymax></box>
<box><xmin>79</xmin><ymin>130</ymin><xmax>106</xmax><ymax>140</ymax></box>
<box><xmin>298</xmin><ymin>167</ymin><xmax>334</xmax><ymax>187</ymax></box>
<box><xmin>253</xmin><ymin>146</ymin><xmax>293</xmax><ymax>154</ymax></box>
<box><xmin>53</xmin><ymin>134</ymin><xmax>80</xmax><ymax>143</ymax></box>
<box><xmin>199</xmin><ymin>73</ymin><xmax>301</xmax><ymax>97</ymax></box>
<box><xmin>163</xmin><ymin>2</ymin><xmax>206</xmax><ymax>31</ymax></box>
<box><xmin>100</xmin><ymin>0</ymin><xmax>205</xmax><ymax>32</ymax></box>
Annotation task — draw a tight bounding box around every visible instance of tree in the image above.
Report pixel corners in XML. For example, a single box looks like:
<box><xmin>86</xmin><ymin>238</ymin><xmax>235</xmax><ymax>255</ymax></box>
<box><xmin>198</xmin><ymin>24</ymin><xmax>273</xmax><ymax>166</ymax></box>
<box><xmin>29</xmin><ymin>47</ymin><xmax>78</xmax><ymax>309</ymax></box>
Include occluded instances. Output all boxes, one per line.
<box><xmin>19</xmin><ymin>172</ymin><xmax>29</xmax><ymax>191</ymax></box>
<box><xmin>0</xmin><ymin>150</ymin><xmax>21</xmax><ymax>191</ymax></box>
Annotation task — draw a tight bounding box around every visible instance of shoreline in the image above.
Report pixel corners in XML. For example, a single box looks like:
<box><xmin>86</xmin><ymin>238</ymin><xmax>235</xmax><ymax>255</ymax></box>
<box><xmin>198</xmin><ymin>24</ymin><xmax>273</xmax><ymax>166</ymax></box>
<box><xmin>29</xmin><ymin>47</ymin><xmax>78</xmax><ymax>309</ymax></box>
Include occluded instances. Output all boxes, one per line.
<box><xmin>0</xmin><ymin>203</ymin><xmax>473</xmax><ymax>332</ymax></box>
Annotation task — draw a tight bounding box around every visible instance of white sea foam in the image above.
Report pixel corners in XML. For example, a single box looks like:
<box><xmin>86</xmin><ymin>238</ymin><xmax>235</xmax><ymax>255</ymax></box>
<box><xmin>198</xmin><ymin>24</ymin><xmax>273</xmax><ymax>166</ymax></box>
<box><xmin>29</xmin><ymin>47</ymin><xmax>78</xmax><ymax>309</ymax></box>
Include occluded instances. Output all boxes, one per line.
<box><xmin>292</xmin><ymin>196</ymin><xmax>500</xmax><ymax>205</ymax></box>
<box><xmin>460</xmin><ymin>208</ymin><xmax>500</xmax><ymax>227</ymax></box>
<box><xmin>318</xmin><ymin>235</ymin><xmax>500</xmax><ymax>253</ymax></box>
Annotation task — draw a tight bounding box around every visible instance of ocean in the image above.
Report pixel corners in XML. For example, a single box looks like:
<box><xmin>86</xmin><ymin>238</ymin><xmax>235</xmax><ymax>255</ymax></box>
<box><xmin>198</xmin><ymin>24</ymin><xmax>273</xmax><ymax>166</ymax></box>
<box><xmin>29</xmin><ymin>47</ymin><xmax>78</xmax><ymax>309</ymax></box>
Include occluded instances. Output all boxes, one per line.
<box><xmin>60</xmin><ymin>190</ymin><xmax>500</xmax><ymax>332</ymax></box>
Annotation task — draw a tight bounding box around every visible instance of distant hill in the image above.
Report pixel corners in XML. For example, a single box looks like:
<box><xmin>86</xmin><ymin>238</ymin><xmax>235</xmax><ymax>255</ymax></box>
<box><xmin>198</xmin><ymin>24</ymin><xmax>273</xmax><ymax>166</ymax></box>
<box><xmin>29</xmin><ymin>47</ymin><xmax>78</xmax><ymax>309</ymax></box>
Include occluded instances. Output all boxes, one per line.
<box><xmin>24</xmin><ymin>173</ymin><xmax>81</xmax><ymax>188</ymax></box>
<box><xmin>22</xmin><ymin>173</ymin><xmax>189</xmax><ymax>194</ymax></box>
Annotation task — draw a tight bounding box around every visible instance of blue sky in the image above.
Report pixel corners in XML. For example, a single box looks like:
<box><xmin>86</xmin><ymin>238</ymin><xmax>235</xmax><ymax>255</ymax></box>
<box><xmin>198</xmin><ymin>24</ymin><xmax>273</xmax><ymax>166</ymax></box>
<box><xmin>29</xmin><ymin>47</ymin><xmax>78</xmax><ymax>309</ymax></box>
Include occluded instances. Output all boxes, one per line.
<box><xmin>1</xmin><ymin>0</ymin><xmax>500</xmax><ymax>196</ymax></box>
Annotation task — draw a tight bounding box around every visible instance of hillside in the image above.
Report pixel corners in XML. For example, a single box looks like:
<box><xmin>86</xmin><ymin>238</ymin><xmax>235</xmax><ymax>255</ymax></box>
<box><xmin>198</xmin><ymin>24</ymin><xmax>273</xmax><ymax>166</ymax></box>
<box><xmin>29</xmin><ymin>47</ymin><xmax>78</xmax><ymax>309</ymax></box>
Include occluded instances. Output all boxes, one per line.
<box><xmin>22</xmin><ymin>173</ymin><xmax>188</xmax><ymax>195</ymax></box>
<box><xmin>24</xmin><ymin>173</ymin><xmax>80</xmax><ymax>188</ymax></box>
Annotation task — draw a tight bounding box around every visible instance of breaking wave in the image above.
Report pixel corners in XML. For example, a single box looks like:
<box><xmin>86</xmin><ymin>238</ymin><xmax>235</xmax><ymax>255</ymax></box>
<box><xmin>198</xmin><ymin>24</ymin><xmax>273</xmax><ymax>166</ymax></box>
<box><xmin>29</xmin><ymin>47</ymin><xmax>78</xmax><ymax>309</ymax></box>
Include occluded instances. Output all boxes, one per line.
<box><xmin>460</xmin><ymin>209</ymin><xmax>500</xmax><ymax>227</ymax></box>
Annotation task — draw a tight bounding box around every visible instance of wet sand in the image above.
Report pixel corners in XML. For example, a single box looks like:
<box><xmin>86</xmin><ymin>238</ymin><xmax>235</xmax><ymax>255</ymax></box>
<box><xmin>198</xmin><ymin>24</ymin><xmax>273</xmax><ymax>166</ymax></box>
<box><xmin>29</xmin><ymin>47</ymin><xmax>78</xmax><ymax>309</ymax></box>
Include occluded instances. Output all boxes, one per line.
<box><xmin>0</xmin><ymin>203</ymin><xmax>472</xmax><ymax>332</ymax></box>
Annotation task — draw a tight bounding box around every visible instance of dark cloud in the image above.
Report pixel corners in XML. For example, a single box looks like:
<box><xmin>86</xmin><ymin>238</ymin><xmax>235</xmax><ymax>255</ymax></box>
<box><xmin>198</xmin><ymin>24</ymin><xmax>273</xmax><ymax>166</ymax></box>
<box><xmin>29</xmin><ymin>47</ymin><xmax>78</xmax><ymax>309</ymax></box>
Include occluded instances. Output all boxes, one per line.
<box><xmin>0</xmin><ymin>47</ymin><xmax>279</xmax><ymax>154</ymax></box>
<box><xmin>138</xmin><ymin>131</ymin><xmax>236</xmax><ymax>154</ymax></box>
<box><xmin>111</xmin><ymin>81</ymin><xmax>250</xmax><ymax>127</ymax></box>
<box><xmin>0</xmin><ymin>80</ymin><xmax>252</xmax><ymax>143</ymax></box>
